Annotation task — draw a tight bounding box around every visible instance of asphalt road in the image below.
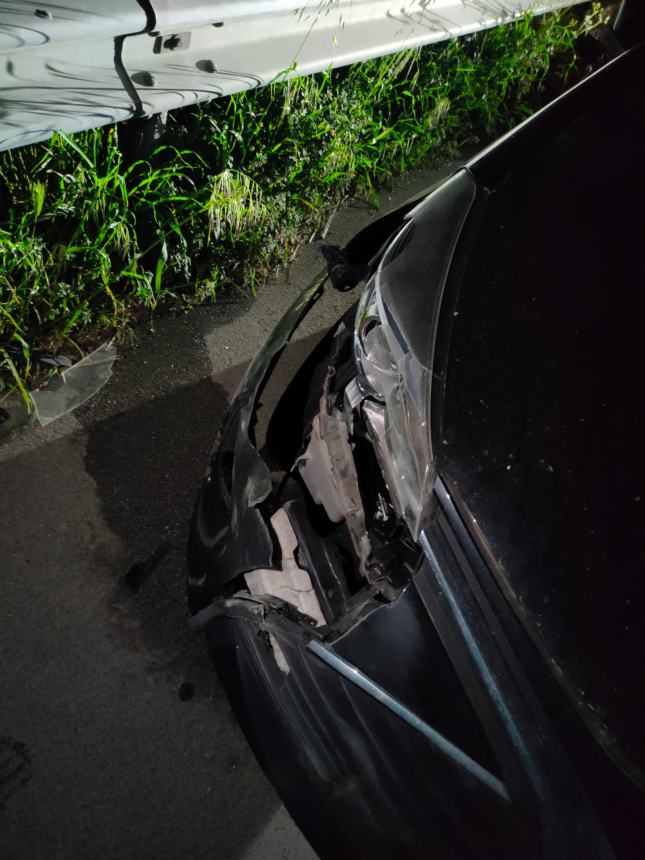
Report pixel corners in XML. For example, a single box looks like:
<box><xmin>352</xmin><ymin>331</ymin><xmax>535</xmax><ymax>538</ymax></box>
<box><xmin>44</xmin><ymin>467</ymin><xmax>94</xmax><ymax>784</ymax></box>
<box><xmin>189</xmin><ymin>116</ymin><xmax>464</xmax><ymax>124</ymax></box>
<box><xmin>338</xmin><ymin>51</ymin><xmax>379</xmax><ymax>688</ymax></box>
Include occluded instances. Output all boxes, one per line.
<box><xmin>0</xmin><ymin>158</ymin><xmax>458</xmax><ymax>859</ymax></box>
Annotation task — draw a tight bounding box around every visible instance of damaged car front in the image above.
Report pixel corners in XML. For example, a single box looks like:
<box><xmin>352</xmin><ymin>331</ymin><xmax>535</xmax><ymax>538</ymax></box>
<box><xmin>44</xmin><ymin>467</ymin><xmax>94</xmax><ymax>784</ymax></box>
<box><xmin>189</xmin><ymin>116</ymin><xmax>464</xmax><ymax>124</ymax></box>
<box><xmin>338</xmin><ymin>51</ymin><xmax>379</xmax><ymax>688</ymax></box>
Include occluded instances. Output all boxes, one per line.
<box><xmin>187</xmin><ymin>173</ymin><xmax>514</xmax><ymax>859</ymax></box>
<box><xmin>188</xmin><ymin>46</ymin><xmax>645</xmax><ymax>860</ymax></box>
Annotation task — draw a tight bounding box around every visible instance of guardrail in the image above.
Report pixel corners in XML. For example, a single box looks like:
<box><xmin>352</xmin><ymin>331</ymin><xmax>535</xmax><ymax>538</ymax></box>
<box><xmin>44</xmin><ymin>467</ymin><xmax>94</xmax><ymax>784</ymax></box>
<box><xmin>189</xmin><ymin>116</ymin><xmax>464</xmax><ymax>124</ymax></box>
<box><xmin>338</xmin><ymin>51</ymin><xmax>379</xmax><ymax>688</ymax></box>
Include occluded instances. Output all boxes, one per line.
<box><xmin>0</xmin><ymin>0</ymin><xmax>588</xmax><ymax>151</ymax></box>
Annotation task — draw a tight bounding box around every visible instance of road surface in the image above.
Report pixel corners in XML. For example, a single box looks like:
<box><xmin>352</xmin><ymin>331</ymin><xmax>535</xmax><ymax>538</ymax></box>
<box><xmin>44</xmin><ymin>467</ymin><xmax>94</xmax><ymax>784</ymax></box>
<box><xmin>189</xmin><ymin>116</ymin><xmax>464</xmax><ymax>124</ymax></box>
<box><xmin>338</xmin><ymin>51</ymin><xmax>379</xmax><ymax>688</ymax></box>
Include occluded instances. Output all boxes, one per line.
<box><xmin>0</xmin><ymin>158</ymin><xmax>457</xmax><ymax>859</ymax></box>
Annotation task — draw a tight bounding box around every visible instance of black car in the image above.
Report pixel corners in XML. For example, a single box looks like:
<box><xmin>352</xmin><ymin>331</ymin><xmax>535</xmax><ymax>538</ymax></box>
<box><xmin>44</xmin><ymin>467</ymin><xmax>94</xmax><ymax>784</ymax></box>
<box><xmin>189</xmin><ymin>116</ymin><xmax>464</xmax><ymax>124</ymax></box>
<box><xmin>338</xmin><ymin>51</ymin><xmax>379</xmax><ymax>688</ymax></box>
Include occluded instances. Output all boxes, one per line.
<box><xmin>188</xmin><ymin>44</ymin><xmax>645</xmax><ymax>859</ymax></box>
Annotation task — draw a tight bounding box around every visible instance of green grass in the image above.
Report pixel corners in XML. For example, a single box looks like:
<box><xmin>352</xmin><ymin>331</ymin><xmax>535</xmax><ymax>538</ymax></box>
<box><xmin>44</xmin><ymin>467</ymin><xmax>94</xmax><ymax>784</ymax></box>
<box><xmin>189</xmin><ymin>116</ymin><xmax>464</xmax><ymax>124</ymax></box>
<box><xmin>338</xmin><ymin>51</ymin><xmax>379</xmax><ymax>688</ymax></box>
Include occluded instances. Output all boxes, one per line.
<box><xmin>0</xmin><ymin>4</ymin><xmax>607</xmax><ymax>393</ymax></box>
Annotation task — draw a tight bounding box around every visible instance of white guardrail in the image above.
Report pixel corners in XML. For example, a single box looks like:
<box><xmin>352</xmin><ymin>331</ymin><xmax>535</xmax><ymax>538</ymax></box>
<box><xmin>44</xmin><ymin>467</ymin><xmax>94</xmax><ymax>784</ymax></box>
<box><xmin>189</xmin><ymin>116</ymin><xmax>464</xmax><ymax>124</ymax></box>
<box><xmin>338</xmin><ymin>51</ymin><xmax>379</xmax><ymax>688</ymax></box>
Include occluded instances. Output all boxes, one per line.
<box><xmin>0</xmin><ymin>0</ymin><xmax>588</xmax><ymax>151</ymax></box>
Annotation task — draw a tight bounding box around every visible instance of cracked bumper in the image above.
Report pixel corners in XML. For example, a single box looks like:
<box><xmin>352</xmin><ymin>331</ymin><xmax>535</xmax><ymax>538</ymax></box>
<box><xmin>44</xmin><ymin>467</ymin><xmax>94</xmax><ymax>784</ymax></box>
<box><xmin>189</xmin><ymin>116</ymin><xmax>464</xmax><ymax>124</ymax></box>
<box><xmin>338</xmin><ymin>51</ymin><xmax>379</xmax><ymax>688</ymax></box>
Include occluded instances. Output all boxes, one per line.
<box><xmin>187</xmin><ymin>273</ymin><xmax>327</xmax><ymax>609</ymax></box>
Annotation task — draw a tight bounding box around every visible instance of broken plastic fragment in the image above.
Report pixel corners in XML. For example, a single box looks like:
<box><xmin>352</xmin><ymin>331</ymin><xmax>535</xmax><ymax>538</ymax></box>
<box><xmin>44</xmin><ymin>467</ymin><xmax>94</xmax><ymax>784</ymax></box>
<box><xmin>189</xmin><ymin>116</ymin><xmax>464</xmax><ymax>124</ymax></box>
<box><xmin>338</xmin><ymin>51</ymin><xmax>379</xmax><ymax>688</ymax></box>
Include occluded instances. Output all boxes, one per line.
<box><xmin>245</xmin><ymin>507</ymin><xmax>326</xmax><ymax>628</ymax></box>
<box><xmin>245</xmin><ymin>507</ymin><xmax>328</xmax><ymax>674</ymax></box>
<box><xmin>298</xmin><ymin>386</ymin><xmax>371</xmax><ymax>577</ymax></box>
<box><xmin>31</xmin><ymin>343</ymin><xmax>117</xmax><ymax>427</ymax></box>
<box><xmin>262</xmin><ymin>632</ymin><xmax>290</xmax><ymax>674</ymax></box>
<box><xmin>354</xmin><ymin>278</ymin><xmax>434</xmax><ymax>538</ymax></box>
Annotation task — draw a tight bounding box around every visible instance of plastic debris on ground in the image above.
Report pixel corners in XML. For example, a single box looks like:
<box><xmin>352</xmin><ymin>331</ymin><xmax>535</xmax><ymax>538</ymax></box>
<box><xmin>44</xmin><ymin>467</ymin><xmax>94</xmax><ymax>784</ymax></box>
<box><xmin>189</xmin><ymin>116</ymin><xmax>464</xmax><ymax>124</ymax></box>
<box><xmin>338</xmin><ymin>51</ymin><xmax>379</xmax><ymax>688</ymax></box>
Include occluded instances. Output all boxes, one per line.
<box><xmin>31</xmin><ymin>343</ymin><xmax>117</xmax><ymax>427</ymax></box>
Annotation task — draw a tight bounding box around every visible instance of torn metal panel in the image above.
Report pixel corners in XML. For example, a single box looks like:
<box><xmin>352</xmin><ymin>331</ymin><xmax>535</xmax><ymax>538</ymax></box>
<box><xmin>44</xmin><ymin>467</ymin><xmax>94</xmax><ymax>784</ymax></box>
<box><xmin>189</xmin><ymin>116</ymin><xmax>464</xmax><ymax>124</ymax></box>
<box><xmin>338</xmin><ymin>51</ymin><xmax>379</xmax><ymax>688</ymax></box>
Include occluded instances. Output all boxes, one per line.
<box><xmin>189</xmin><ymin>588</ymin><xmax>323</xmax><ymax>639</ymax></box>
<box><xmin>225</xmin><ymin>273</ymin><xmax>327</xmax><ymax>569</ymax></box>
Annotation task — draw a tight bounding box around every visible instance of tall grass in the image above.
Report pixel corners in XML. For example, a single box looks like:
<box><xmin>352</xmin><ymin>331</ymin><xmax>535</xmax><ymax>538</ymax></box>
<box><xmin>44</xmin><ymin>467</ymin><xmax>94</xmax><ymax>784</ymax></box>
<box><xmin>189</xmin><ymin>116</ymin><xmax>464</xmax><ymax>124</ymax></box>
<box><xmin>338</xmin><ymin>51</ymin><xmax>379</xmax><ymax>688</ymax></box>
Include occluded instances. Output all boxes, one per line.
<box><xmin>0</xmin><ymin>5</ymin><xmax>606</xmax><ymax>391</ymax></box>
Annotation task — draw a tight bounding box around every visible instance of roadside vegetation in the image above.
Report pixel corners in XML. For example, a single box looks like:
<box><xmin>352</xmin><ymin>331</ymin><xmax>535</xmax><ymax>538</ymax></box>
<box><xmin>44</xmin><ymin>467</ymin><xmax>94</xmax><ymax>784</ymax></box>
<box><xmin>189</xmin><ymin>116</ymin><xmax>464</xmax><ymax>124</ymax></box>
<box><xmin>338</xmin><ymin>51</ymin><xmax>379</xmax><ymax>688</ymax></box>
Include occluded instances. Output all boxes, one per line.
<box><xmin>0</xmin><ymin>4</ymin><xmax>607</xmax><ymax>393</ymax></box>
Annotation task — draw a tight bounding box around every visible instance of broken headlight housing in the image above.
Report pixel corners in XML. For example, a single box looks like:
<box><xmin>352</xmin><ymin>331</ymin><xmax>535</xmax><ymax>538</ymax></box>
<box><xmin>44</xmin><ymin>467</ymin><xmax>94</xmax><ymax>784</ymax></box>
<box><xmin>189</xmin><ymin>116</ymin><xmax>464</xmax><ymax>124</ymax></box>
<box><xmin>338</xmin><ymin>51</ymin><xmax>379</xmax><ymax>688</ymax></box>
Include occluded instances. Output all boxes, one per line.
<box><xmin>354</xmin><ymin>234</ymin><xmax>434</xmax><ymax>539</ymax></box>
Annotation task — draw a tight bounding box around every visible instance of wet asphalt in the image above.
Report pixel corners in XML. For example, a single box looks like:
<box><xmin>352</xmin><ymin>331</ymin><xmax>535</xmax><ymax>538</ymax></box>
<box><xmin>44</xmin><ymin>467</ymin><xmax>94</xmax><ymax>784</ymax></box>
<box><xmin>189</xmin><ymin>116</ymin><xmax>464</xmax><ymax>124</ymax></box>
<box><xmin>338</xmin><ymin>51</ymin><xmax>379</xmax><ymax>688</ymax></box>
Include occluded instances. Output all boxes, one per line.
<box><xmin>0</xmin><ymin>158</ymin><xmax>458</xmax><ymax>859</ymax></box>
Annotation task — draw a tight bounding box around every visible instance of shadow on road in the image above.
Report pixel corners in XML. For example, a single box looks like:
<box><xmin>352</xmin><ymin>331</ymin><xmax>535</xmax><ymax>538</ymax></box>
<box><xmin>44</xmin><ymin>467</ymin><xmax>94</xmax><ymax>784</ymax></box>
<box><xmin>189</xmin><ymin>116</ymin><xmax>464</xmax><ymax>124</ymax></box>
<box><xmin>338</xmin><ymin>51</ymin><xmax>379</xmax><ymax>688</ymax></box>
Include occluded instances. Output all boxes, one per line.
<box><xmin>84</xmin><ymin>376</ymin><xmax>226</xmax><ymax>687</ymax></box>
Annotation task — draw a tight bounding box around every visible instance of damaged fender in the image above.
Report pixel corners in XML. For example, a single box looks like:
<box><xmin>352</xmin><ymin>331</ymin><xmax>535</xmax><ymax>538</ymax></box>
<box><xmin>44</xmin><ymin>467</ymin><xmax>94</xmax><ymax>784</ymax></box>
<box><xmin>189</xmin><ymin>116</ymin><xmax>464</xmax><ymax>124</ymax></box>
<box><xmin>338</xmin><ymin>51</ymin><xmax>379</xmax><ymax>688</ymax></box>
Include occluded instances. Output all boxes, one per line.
<box><xmin>188</xmin><ymin>272</ymin><xmax>327</xmax><ymax>603</ymax></box>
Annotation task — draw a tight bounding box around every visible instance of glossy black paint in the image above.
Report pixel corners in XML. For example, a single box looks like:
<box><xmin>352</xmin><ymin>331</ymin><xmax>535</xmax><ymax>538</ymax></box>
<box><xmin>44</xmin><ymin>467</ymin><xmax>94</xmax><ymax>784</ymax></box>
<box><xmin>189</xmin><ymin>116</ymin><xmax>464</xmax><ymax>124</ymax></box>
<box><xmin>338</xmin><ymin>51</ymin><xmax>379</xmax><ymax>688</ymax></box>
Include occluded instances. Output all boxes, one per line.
<box><xmin>435</xmin><ymin>480</ymin><xmax>645</xmax><ymax>859</ymax></box>
<box><xmin>205</xmin><ymin>586</ymin><xmax>524</xmax><ymax>860</ymax></box>
<box><xmin>614</xmin><ymin>0</ymin><xmax>645</xmax><ymax>48</ymax></box>
<box><xmin>434</xmin><ymin>45</ymin><xmax>645</xmax><ymax>782</ymax></box>
<box><xmin>378</xmin><ymin>170</ymin><xmax>476</xmax><ymax>369</ymax></box>
<box><xmin>189</xmin><ymin>44</ymin><xmax>645</xmax><ymax>859</ymax></box>
<box><xmin>418</xmin><ymin>492</ymin><xmax>613</xmax><ymax>857</ymax></box>
<box><xmin>464</xmin><ymin>44</ymin><xmax>645</xmax><ymax>189</ymax></box>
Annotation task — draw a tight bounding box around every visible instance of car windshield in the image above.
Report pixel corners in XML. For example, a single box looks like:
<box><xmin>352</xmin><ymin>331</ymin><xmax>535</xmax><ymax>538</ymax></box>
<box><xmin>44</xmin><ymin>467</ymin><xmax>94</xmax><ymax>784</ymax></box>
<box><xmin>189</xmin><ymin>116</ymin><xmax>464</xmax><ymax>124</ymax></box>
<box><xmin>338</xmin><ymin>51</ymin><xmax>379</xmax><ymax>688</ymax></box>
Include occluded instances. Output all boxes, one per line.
<box><xmin>434</xmin><ymin>73</ymin><xmax>645</xmax><ymax>777</ymax></box>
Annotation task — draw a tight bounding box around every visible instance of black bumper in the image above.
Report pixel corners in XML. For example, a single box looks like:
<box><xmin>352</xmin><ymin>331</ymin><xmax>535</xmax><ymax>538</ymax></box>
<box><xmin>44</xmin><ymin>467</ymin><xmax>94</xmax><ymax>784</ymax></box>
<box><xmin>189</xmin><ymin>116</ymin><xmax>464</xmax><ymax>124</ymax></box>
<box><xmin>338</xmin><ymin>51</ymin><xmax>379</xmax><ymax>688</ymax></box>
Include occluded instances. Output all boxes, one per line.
<box><xmin>187</xmin><ymin>274</ymin><xmax>327</xmax><ymax>608</ymax></box>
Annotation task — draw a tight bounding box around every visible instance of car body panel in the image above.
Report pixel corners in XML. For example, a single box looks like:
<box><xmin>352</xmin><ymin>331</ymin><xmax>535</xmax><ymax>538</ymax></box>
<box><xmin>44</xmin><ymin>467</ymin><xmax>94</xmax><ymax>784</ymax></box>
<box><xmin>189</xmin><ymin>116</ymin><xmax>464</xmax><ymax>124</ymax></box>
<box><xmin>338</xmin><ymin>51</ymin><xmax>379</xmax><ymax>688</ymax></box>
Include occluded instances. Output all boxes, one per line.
<box><xmin>189</xmin><ymin>42</ymin><xmax>645</xmax><ymax>860</ymax></box>
<box><xmin>378</xmin><ymin>169</ymin><xmax>476</xmax><ymax>370</ymax></box>
<box><xmin>204</xmin><ymin>591</ymin><xmax>522</xmax><ymax>859</ymax></box>
<box><xmin>433</xmin><ymin>44</ymin><xmax>645</xmax><ymax>786</ymax></box>
<box><xmin>188</xmin><ymin>272</ymin><xmax>326</xmax><ymax>603</ymax></box>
